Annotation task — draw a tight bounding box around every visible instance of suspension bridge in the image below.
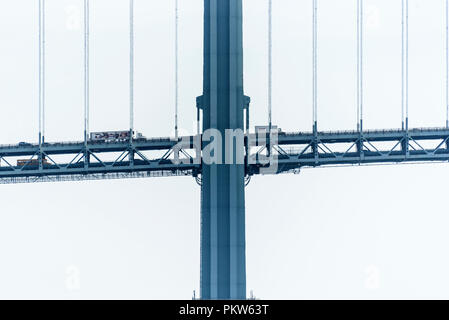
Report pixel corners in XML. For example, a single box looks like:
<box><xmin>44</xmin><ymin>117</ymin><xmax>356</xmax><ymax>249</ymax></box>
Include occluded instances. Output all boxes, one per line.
<box><xmin>1</xmin><ymin>0</ymin><xmax>449</xmax><ymax>300</ymax></box>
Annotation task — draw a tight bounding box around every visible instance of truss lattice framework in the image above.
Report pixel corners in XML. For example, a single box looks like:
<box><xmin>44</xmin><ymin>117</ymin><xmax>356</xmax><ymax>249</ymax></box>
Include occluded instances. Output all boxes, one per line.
<box><xmin>265</xmin><ymin>127</ymin><xmax>449</xmax><ymax>174</ymax></box>
<box><xmin>0</xmin><ymin>127</ymin><xmax>449</xmax><ymax>184</ymax></box>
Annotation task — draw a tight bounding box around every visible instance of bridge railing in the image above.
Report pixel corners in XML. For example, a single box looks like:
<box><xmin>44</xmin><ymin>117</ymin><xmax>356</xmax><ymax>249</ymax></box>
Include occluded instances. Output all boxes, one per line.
<box><xmin>282</xmin><ymin>126</ymin><xmax>449</xmax><ymax>137</ymax></box>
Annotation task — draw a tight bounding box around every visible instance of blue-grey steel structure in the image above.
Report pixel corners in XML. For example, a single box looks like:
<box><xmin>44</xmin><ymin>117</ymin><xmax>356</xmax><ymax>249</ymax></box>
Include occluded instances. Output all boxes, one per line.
<box><xmin>2</xmin><ymin>128</ymin><xmax>449</xmax><ymax>184</ymax></box>
<box><xmin>196</xmin><ymin>0</ymin><xmax>249</xmax><ymax>300</ymax></box>
<box><xmin>1</xmin><ymin>0</ymin><xmax>449</xmax><ymax>301</ymax></box>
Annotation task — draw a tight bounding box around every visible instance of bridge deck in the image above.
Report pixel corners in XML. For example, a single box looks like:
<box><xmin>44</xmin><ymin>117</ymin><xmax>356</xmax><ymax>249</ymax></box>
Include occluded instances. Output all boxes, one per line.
<box><xmin>0</xmin><ymin>127</ymin><xmax>447</xmax><ymax>183</ymax></box>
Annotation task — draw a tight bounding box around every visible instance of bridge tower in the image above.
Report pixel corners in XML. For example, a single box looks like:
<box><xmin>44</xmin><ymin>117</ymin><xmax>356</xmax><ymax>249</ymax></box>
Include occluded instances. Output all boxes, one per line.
<box><xmin>198</xmin><ymin>0</ymin><xmax>247</xmax><ymax>300</ymax></box>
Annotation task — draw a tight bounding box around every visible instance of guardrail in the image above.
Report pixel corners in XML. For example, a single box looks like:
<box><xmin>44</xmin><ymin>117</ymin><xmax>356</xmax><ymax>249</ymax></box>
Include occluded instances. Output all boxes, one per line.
<box><xmin>283</xmin><ymin>126</ymin><xmax>449</xmax><ymax>137</ymax></box>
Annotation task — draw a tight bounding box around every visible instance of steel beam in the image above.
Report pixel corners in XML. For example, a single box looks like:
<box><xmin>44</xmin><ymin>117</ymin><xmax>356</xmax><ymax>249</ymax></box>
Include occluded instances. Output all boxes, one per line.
<box><xmin>1</xmin><ymin>128</ymin><xmax>449</xmax><ymax>181</ymax></box>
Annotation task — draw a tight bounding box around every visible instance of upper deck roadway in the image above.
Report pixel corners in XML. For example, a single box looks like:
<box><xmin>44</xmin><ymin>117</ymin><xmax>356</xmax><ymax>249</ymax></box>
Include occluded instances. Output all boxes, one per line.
<box><xmin>0</xmin><ymin>127</ymin><xmax>448</xmax><ymax>184</ymax></box>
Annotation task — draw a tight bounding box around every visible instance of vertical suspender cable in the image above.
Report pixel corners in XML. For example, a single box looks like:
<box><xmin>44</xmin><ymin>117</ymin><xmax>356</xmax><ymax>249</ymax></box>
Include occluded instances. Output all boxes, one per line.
<box><xmin>401</xmin><ymin>0</ymin><xmax>405</xmax><ymax>130</ymax></box>
<box><xmin>42</xmin><ymin>0</ymin><xmax>46</xmax><ymax>144</ymax></box>
<box><xmin>39</xmin><ymin>0</ymin><xmax>42</xmax><ymax>146</ymax></box>
<box><xmin>357</xmin><ymin>0</ymin><xmax>364</xmax><ymax>132</ymax></box>
<box><xmin>406</xmin><ymin>0</ymin><xmax>409</xmax><ymax>131</ymax></box>
<box><xmin>130</xmin><ymin>0</ymin><xmax>134</xmax><ymax>142</ymax></box>
<box><xmin>357</xmin><ymin>0</ymin><xmax>360</xmax><ymax>131</ymax></box>
<box><xmin>175</xmin><ymin>0</ymin><xmax>179</xmax><ymax>140</ymax></box>
<box><xmin>41</xmin><ymin>0</ymin><xmax>45</xmax><ymax>143</ymax></box>
<box><xmin>313</xmin><ymin>0</ymin><xmax>318</xmax><ymax>133</ymax></box>
<box><xmin>401</xmin><ymin>0</ymin><xmax>409</xmax><ymax>131</ymax></box>
<box><xmin>446</xmin><ymin>0</ymin><xmax>449</xmax><ymax>128</ymax></box>
<box><xmin>84</xmin><ymin>0</ymin><xmax>90</xmax><ymax>144</ymax></box>
<box><xmin>360</xmin><ymin>0</ymin><xmax>364</xmax><ymax>132</ymax></box>
<box><xmin>38</xmin><ymin>0</ymin><xmax>46</xmax><ymax>146</ymax></box>
<box><xmin>268</xmin><ymin>0</ymin><xmax>272</xmax><ymax>132</ymax></box>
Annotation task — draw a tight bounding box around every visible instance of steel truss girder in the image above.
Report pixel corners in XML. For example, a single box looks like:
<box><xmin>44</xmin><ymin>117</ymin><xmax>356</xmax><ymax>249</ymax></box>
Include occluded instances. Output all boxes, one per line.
<box><xmin>0</xmin><ymin>128</ymin><xmax>449</xmax><ymax>183</ymax></box>
<box><xmin>261</xmin><ymin>127</ymin><xmax>449</xmax><ymax>174</ymax></box>
<box><xmin>0</xmin><ymin>138</ymin><xmax>198</xmax><ymax>182</ymax></box>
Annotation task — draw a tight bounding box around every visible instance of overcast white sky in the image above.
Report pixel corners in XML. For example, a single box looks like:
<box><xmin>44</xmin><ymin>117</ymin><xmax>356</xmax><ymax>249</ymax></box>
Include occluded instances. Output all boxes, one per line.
<box><xmin>0</xmin><ymin>0</ymin><xmax>449</xmax><ymax>299</ymax></box>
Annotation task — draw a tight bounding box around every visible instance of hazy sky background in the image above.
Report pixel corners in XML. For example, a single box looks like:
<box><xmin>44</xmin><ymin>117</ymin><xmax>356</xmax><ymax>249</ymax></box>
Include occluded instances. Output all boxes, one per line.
<box><xmin>0</xmin><ymin>0</ymin><xmax>448</xmax><ymax>299</ymax></box>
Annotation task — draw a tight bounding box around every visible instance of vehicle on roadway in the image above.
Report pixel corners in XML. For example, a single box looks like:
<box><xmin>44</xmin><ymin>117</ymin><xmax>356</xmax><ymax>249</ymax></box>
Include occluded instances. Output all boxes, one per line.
<box><xmin>17</xmin><ymin>158</ymin><xmax>49</xmax><ymax>167</ymax></box>
<box><xmin>89</xmin><ymin>130</ymin><xmax>144</xmax><ymax>143</ymax></box>
<box><xmin>18</xmin><ymin>142</ymin><xmax>33</xmax><ymax>147</ymax></box>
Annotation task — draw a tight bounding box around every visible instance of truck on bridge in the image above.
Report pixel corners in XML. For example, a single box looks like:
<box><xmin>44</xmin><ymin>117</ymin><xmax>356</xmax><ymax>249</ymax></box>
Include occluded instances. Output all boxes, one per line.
<box><xmin>89</xmin><ymin>130</ymin><xmax>144</xmax><ymax>143</ymax></box>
